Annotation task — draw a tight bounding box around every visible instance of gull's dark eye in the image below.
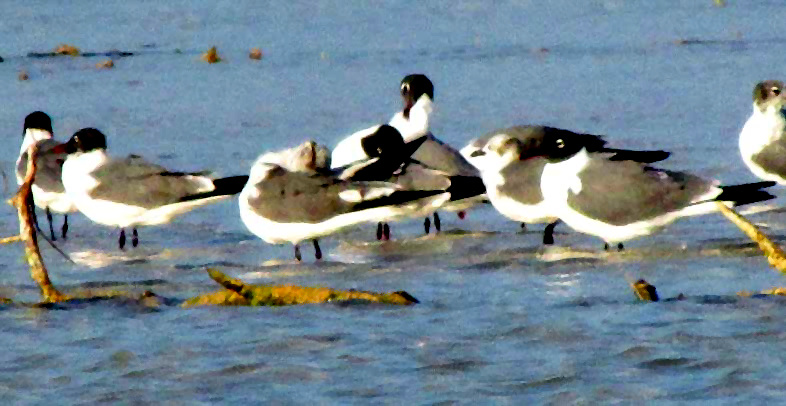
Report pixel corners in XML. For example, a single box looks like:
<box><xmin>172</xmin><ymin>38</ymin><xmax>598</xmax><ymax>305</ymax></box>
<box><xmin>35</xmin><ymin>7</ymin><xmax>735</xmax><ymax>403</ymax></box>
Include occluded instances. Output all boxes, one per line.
<box><xmin>556</xmin><ymin>139</ymin><xmax>565</xmax><ymax>149</ymax></box>
<box><xmin>773</xmin><ymin>87</ymin><xmax>781</xmax><ymax>96</ymax></box>
<box><xmin>401</xmin><ymin>83</ymin><xmax>410</xmax><ymax>96</ymax></box>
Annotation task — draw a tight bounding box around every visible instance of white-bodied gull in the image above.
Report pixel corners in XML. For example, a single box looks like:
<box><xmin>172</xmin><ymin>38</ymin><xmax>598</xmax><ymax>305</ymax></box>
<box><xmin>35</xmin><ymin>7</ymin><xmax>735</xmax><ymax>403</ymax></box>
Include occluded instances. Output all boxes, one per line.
<box><xmin>331</xmin><ymin>74</ymin><xmax>485</xmax><ymax>235</ymax></box>
<box><xmin>534</xmin><ymin>129</ymin><xmax>775</xmax><ymax>249</ymax></box>
<box><xmin>16</xmin><ymin>111</ymin><xmax>77</xmax><ymax>240</ymax></box>
<box><xmin>739</xmin><ymin>80</ymin><xmax>786</xmax><ymax>184</ymax></box>
<box><xmin>239</xmin><ymin>141</ymin><xmax>450</xmax><ymax>261</ymax></box>
<box><xmin>54</xmin><ymin>128</ymin><xmax>248</xmax><ymax>249</ymax></box>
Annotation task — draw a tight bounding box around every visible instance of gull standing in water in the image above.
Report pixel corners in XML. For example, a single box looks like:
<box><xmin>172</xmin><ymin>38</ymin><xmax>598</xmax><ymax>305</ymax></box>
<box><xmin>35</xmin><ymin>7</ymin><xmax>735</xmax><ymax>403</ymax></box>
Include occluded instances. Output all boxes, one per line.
<box><xmin>239</xmin><ymin>140</ymin><xmax>450</xmax><ymax>261</ymax></box>
<box><xmin>55</xmin><ymin>128</ymin><xmax>248</xmax><ymax>249</ymax></box>
<box><xmin>739</xmin><ymin>80</ymin><xmax>786</xmax><ymax>184</ymax></box>
<box><xmin>332</xmin><ymin>74</ymin><xmax>485</xmax><ymax>237</ymax></box>
<box><xmin>535</xmin><ymin>129</ymin><xmax>775</xmax><ymax>249</ymax></box>
<box><xmin>16</xmin><ymin>111</ymin><xmax>77</xmax><ymax>240</ymax></box>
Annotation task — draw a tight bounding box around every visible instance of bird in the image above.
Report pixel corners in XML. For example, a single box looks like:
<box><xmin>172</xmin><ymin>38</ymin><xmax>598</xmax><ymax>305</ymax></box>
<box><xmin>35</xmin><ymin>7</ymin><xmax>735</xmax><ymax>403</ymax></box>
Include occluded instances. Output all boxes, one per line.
<box><xmin>16</xmin><ymin>111</ymin><xmax>77</xmax><ymax>241</ymax></box>
<box><xmin>54</xmin><ymin>128</ymin><xmax>249</xmax><ymax>250</ymax></box>
<box><xmin>534</xmin><ymin>129</ymin><xmax>776</xmax><ymax>249</ymax></box>
<box><xmin>239</xmin><ymin>141</ymin><xmax>451</xmax><ymax>261</ymax></box>
<box><xmin>470</xmin><ymin>126</ymin><xmax>671</xmax><ymax>244</ymax></box>
<box><xmin>331</xmin><ymin>74</ymin><xmax>485</xmax><ymax>236</ymax></box>
<box><xmin>739</xmin><ymin>80</ymin><xmax>786</xmax><ymax>184</ymax></box>
<box><xmin>334</xmin><ymin>124</ymin><xmax>471</xmax><ymax>240</ymax></box>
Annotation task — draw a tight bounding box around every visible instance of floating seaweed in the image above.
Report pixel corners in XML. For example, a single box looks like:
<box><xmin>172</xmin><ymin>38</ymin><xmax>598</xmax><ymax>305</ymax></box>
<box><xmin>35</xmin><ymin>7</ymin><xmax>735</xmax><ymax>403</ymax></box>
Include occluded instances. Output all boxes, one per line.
<box><xmin>201</xmin><ymin>46</ymin><xmax>222</xmax><ymax>63</ymax></box>
<box><xmin>96</xmin><ymin>59</ymin><xmax>114</xmax><ymax>69</ymax></box>
<box><xmin>249</xmin><ymin>48</ymin><xmax>263</xmax><ymax>60</ymax></box>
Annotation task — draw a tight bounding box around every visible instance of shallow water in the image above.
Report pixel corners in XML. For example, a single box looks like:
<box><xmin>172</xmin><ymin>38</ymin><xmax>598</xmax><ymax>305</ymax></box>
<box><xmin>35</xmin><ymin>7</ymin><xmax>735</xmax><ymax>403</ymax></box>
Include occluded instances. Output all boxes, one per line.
<box><xmin>3</xmin><ymin>0</ymin><xmax>786</xmax><ymax>403</ymax></box>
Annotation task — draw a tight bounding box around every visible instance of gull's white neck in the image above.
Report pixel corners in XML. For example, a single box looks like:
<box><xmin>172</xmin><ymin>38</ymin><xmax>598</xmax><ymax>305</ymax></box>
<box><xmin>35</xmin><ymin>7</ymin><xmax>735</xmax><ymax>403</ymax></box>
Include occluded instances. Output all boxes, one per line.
<box><xmin>740</xmin><ymin>103</ymin><xmax>786</xmax><ymax>158</ymax></box>
<box><xmin>389</xmin><ymin>95</ymin><xmax>433</xmax><ymax>142</ymax></box>
<box><xmin>19</xmin><ymin>129</ymin><xmax>53</xmax><ymax>154</ymax></box>
<box><xmin>540</xmin><ymin>148</ymin><xmax>591</xmax><ymax>203</ymax></box>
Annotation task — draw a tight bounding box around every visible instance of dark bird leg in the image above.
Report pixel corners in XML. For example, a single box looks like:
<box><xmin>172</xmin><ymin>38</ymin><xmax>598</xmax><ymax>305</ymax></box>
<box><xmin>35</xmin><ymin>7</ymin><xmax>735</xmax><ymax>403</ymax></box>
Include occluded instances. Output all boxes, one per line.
<box><xmin>617</xmin><ymin>243</ymin><xmax>624</xmax><ymax>251</ymax></box>
<box><xmin>294</xmin><ymin>244</ymin><xmax>302</xmax><ymax>262</ymax></box>
<box><xmin>424</xmin><ymin>217</ymin><xmax>431</xmax><ymax>234</ymax></box>
<box><xmin>433</xmin><ymin>212</ymin><xmax>441</xmax><ymax>233</ymax></box>
<box><xmin>604</xmin><ymin>243</ymin><xmax>609</xmax><ymax>251</ymax></box>
<box><xmin>543</xmin><ymin>220</ymin><xmax>559</xmax><ymax>245</ymax></box>
<box><xmin>119</xmin><ymin>229</ymin><xmax>127</xmax><ymax>250</ymax></box>
<box><xmin>457</xmin><ymin>211</ymin><xmax>466</xmax><ymax>220</ymax></box>
<box><xmin>46</xmin><ymin>207</ymin><xmax>56</xmax><ymax>241</ymax></box>
<box><xmin>520</xmin><ymin>223</ymin><xmax>527</xmax><ymax>231</ymax></box>
<box><xmin>376</xmin><ymin>222</ymin><xmax>383</xmax><ymax>240</ymax></box>
<box><xmin>313</xmin><ymin>239</ymin><xmax>322</xmax><ymax>260</ymax></box>
<box><xmin>383</xmin><ymin>223</ymin><xmax>390</xmax><ymax>241</ymax></box>
<box><xmin>132</xmin><ymin>228</ymin><xmax>139</xmax><ymax>248</ymax></box>
<box><xmin>61</xmin><ymin>215</ymin><xmax>69</xmax><ymax>239</ymax></box>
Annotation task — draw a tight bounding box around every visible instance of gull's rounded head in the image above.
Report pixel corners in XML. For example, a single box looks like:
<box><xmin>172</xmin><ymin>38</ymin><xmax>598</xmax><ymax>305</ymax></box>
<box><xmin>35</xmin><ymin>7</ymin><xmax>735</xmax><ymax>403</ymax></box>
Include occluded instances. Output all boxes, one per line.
<box><xmin>539</xmin><ymin>130</ymin><xmax>591</xmax><ymax>162</ymax></box>
<box><xmin>753</xmin><ymin>80</ymin><xmax>785</xmax><ymax>112</ymax></box>
<box><xmin>400</xmin><ymin>74</ymin><xmax>434</xmax><ymax>107</ymax></box>
<box><xmin>23</xmin><ymin>111</ymin><xmax>53</xmax><ymax>136</ymax></box>
<box><xmin>292</xmin><ymin>140</ymin><xmax>331</xmax><ymax>171</ymax></box>
<box><xmin>360</xmin><ymin>124</ymin><xmax>404</xmax><ymax>158</ymax></box>
<box><xmin>64</xmin><ymin>128</ymin><xmax>107</xmax><ymax>154</ymax></box>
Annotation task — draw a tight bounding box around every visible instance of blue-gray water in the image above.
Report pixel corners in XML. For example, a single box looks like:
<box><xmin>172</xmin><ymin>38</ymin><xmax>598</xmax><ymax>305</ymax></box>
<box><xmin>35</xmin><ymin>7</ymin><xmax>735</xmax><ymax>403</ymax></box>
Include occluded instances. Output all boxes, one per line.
<box><xmin>3</xmin><ymin>1</ymin><xmax>786</xmax><ymax>403</ymax></box>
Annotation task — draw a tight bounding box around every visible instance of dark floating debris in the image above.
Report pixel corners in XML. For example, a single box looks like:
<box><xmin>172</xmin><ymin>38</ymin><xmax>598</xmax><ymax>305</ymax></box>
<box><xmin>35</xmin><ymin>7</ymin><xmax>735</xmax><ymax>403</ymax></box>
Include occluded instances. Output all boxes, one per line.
<box><xmin>249</xmin><ymin>47</ymin><xmax>263</xmax><ymax>60</ymax></box>
<box><xmin>27</xmin><ymin>45</ymin><xmax>133</xmax><ymax>59</ymax></box>
<box><xmin>0</xmin><ymin>55</ymin><xmax>4</xmax><ymax>63</ymax></box>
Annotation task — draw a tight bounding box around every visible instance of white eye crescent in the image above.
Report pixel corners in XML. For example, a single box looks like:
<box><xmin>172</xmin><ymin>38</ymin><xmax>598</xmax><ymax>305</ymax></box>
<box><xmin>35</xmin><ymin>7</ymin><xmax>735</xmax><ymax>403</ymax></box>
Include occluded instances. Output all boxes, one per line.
<box><xmin>556</xmin><ymin>139</ymin><xmax>565</xmax><ymax>148</ymax></box>
<box><xmin>401</xmin><ymin>83</ymin><xmax>410</xmax><ymax>95</ymax></box>
<box><xmin>773</xmin><ymin>86</ymin><xmax>781</xmax><ymax>96</ymax></box>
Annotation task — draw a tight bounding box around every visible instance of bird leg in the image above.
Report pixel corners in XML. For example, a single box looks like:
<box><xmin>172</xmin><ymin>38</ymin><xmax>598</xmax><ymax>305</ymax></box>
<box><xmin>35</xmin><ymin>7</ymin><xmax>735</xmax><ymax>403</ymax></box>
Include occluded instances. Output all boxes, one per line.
<box><xmin>294</xmin><ymin>244</ymin><xmax>302</xmax><ymax>262</ymax></box>
<box><xmin>424</xmin><ymin>217</ymin><xmax>431</xmax><ymax>234</ymax></box>
<box><xmin>617</xmin><ymin>243</ymin><xmax>624</xmax><ymax>251</ymax></box>
<box><xmin>433</xmin><ymin>212</ymin><xmax>441</xmax><ymax>232</ymax></box>
<box><xmin>61</xmin><ymin>215</ymin><xmax>69</xmax><ymax>239</ymax></box>
<box><xmin>313</xmin><ymin>239</ymin><xmax>322</xmax><ymax>260</ymax></box>
<box><xmin>46</xmin><ymin>207</ymin><xmax>56</xmax><ymax>241</ymax></box>
<box><xmin>376</xmin><ymin>222</ymin><xmax>383</xmax><ymax>240</ymax></box>
<box><xmin>383</xmin><ymin>223</ymin><xmax>390</xmax><ymax>241</ymax></box>
<box><xmin>543</xmin><ymin>221</ymin><xmax>559</xmax><ymax>245</ymax></box>
<box><xmin>132</xmin><ymin>228</ymin><xmax>139</xmax><ymax>248</ymax></box>
<box><xmin>119</xmin><ymin>229</ymin><xmax>126</xmax><ymax>250</ymax></box>
<box><xmin>520</xmin><ymin>223</ymin><xmax>527</xmax><ymax>231</ymax></box>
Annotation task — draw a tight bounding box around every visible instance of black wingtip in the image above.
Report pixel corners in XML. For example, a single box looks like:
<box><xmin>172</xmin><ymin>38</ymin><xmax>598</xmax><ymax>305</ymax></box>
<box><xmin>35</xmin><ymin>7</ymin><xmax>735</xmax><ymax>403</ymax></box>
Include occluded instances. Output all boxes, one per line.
<box><xmin>213</xmin><ymin>175</ymin><xmax>250</xmax><ymax>195</ymax></box>
<box><xmin>179</xmin><ymin>175</ymin><xmax>249</xmax><ymax>202</ymax></box>
<box><xmin>604</xmin><ymin>149</ymin><xmax>671</xmax><ymax>163</ymax></box>
<box><xmin>446</xmin><ymin>175</ymin><xmax>486</xmax><ymax>201</ymax></box>
<box><xmin>717</xmin><ymin>181</ymin><xmax>778</xmax><ymax>206</ymax></box>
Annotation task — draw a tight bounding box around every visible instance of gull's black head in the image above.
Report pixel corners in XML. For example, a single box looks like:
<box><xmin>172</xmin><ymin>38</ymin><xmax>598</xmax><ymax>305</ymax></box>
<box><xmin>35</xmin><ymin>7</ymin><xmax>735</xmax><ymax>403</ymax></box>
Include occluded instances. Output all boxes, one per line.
<box><xmin>360</xmin><ymin>125</ymin><xmax>405</xmax><ymax>158</ymax></box>
<box><xmin>23</xmin><ymin>111</ymin><xmax>53</xmax><ymax>136</ymax></box>
<box><xmin>539</xmin><ymin>131</ymin><xmax>593</xmax><ymax>163</ymax></box>
<box><xmin>400</xmin><ymin>74</ymin><xmax>434</xmax><ymax>117</ymax></box>
<box><xmin>62</xmin><ymin>128</ymin><xmax>108</xmax><ymax>154</ymax></box>
<box><xmin>753</xmin><ymin>80</ymin><xmax>785</xmax><ymax>112</ymax></box>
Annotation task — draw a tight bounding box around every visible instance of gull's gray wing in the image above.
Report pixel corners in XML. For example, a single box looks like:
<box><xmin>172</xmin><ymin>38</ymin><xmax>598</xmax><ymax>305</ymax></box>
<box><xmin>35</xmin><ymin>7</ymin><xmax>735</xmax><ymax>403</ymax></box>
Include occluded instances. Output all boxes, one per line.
<box><xmin>89</xmin><ymin>155</ymin><xmax>214</xmax><ymax>209</ymax></box>
<box><xmin>17</xmin><ymin>139</ymin><xmax>67</xmax><ymax>193</ymax></box>
<box><xmin>566</xmin><ymin>156</ymin><xmax>713</xmax><ymax>225</ymax></box>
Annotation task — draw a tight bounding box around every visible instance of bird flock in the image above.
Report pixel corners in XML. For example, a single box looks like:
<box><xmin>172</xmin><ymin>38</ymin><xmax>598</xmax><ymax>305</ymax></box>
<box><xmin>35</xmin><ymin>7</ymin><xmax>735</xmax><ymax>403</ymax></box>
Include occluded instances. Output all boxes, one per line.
<box><xmin>15</xmin><ymin>76</ymin><xmax>786</xmax><ymax>261</ymax></box>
